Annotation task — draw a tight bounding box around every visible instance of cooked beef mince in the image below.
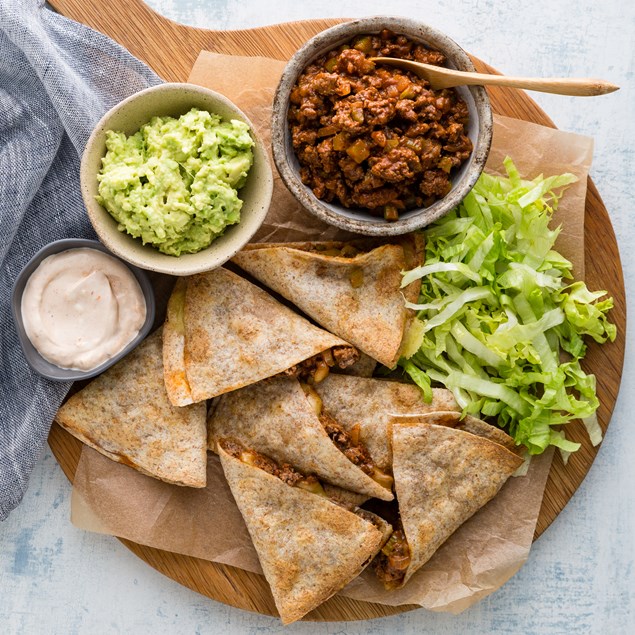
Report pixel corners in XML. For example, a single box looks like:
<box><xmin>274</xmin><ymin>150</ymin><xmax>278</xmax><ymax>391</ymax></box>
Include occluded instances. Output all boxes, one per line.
<box><xmin>288</xmin><ymin>29</ymin><xmax>473</xmax><ymax>220</ymax></box>
<box><xmin>318</xmin><ymin>411</ymin><xmax>393</xmax><ymax>490</ymax></box>
<box><xmin>219</xmin><ymin>438</ymin><xmax>321</xmax><ymax>489</ymax></box>
<box><xmin>332</xmin><ymin>345</ymin><xmax>360</xmax><ymax>368</ymax></box>
<box><xmin>374</xmin><ymin>527</ymin><xmax>411</xmax><ymax>588</ymax></box>
<box><xmin>281</xmin><ymin>345</ymin><xmax>360</xmax><ymax>383</ymax></box>
<box><xmin>304</xmin><ymin>242</ymin><xmax>363</xmax><ymax>258</ymax></box>
<box><xmin>320</xmin><ymin>412</ymin><xmax>375</xmax><ymax>474</ymax></box>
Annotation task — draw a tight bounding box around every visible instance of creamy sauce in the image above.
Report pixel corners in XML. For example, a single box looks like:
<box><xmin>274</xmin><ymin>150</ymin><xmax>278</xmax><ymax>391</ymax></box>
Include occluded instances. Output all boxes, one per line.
<box><xmin>21</xmin><ymin>248</ymin><xmax>146</xmax><ymax>371</ymax></box>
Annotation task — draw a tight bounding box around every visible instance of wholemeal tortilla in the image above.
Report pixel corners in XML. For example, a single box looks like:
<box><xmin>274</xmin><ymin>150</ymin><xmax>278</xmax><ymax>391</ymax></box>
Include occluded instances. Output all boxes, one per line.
<box><xmin>314</xmin><ymin>374</ymin><xmax>460</xmax><ymax>471</ymax></box>
<box><xmin>162</xmin><ymin>267</ymin><xmax>354</xmax><ymax>405</ymax></box>
<box><xmin>391</xmin><ymin>423</ymin><xmax>524</xmax><ymax>587</ymax></box>
<box><xmin>231</xmin><ymin>236</ymin><xmax>423</xmax><ymax>368</ymax></box>
<box><xmin>322</xmin><ymin>484</ymin><xmax>369</xmax><ymax>509</ymax></box>
<box><xmin>208</xmin><ymin>375</ymin><xmax>394</xmax><ymax>500</ymax></box>
<box><xmin>218</xmin><ymin>445</ymin><xmax>388</xmax><ymax>624</ymax></box>
<box><xmin>55</xmin><ymin>330</ymin><xmax>207</xmax><ymax>488</ymax></box>
<box><xmin>397</xmin><ymin>411</ymin><xmax>519</xmax><ymax>454</ymax></box>
<box><xmin>162</xmin><ymin>277</ymin><xmax>192</xmax><ymax>407</ymax></box>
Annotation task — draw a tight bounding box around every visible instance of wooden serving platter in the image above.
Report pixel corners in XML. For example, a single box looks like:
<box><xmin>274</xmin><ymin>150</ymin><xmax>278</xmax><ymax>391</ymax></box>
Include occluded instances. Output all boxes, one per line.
<box><xmin>48</xmin><ymin>0</ymin><xmax>627</xmax><ymax>622</ymax></box>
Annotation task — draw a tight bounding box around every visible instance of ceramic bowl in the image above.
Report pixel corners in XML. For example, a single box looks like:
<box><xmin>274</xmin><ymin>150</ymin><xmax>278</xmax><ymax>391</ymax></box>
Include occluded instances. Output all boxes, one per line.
<box><xmin>271</xmin><ymin>17</ymin><xmax>493</xmax><ymax>236</ymax></box>
<box><xmin>81</xmin><ymin>83</ymin><xmax>273</xmax><ymax>276</ymax></box>
<box><xmin>11</xmin><ymin>239</ymin><xmax>156</xmax><ymax>382</ymax></box>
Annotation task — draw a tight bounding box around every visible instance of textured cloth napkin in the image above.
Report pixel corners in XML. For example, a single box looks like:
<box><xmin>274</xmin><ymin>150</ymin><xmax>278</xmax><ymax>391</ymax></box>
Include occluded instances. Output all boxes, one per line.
<box><xmin>0</xmin><ymin>0</ymin><xmax>160</xmax><ymax>520</ymax></box>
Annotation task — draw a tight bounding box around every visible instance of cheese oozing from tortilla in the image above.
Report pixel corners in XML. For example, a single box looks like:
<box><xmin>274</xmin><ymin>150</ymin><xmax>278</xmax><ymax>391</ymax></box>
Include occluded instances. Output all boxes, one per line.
<box><xmin>21</xmin><ymin>248</ymin><xmax>146</xmax><ymax>370</ymax></box>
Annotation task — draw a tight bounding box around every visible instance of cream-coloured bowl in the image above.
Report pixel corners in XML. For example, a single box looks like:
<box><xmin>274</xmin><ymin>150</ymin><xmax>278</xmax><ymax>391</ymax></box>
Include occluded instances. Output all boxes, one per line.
<box><xmin>81</xmin><ymin>83</ymin><xmax>273</xmax><ymax>276</ymax></box>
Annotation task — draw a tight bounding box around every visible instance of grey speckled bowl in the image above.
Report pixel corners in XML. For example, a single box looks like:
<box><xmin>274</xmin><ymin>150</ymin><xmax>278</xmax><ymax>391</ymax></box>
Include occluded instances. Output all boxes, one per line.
<box><xmin>272</xmin><ymin>17</ymin><xmax>493</xmax><ymax>236</ymax></box>
<box><xmin>81</xmin><ymin>83</ymin><xmax>273</xmax><ymax>276</ymax></box>
<box><xmin>12</xmin><ymin>239</ymin><xmax>155</xmax><ymax>382</ymax></box>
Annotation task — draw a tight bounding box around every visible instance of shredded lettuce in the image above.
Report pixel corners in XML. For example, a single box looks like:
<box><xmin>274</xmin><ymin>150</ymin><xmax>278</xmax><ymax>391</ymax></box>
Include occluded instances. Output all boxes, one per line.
<box><xmin>400</xmin><ymin>158</ymin><xmax>616</xmax><ymax>455</ymax></box>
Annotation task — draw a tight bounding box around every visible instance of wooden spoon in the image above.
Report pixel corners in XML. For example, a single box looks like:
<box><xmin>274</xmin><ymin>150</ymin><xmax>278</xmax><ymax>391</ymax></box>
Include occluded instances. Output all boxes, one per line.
<box><xmin>370</xmin><ymin>57</ymin><xmax>619</xmax><ymax>96</ymax></box>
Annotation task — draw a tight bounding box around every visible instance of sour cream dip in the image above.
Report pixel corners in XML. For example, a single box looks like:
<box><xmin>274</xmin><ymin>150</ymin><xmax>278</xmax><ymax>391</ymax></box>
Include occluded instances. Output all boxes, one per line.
<box><xmin>21</xmin><ymin>248</ymin><xmax>146</xmax><ymax>371</ymax></box>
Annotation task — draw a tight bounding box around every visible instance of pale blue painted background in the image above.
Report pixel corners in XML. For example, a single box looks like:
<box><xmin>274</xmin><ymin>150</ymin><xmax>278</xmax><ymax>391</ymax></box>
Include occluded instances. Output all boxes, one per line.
<box><xmin>1</xmin><ymin>1</ymin><xmax>633</xmax><ymax>633</ymax></box>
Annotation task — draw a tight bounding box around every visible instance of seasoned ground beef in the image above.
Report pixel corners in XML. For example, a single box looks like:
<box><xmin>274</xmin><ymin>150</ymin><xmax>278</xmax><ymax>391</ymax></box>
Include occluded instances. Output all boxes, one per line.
<box><xmin>289</xmin><ymin>29</ymin><xmax>473</xmax><ymax>220</ymax></box>
<box><xmin>374</xmin><ymin>528</ymin><xmax>411</xmax><ymax>588</ymax></box>
<box><xmin>319</xmin><ymin>412</ymin><xmax>375</xmax><ymax>476</ymax></box>
<box><xmin>281</xmin><ymin>345</ymin><xmax>360</xmax><ymax>383</ymax></box>
<box><xmin>219</xmin><ymin>439</ymin><xmax>318</xmax><ymax>488</ymax></box>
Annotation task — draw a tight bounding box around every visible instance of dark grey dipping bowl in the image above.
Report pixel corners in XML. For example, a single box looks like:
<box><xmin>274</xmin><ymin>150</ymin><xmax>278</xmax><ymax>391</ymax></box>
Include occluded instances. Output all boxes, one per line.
<box><xmin>12</xmin><ymin>238</ymin><xmax>156</xmax><ymax>382</ymax></box>
<box><xmin>272</xmin><ymin>16</ymin><xmax>493</xmax><ymax>236</ymax></box>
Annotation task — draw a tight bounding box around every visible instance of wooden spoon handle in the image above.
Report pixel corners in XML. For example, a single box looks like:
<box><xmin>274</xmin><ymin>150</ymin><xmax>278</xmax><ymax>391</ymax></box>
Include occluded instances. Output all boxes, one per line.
<box><xmin>444</xmin><ymin>72</ymin><xmax>619</xmax><ymax>96</ymax></box>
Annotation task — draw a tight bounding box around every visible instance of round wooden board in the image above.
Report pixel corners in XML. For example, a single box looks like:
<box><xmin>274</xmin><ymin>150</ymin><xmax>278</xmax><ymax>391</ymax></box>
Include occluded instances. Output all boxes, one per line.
<box><xmin>48</xmin><ymin>0</ymin><xmax>627</xmax><ymax>623</ymax></box>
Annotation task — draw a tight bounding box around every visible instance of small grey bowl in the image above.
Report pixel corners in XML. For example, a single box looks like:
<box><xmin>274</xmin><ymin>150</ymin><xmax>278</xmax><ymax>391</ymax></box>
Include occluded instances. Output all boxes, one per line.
<box><xmin>12</xmin><ymin>239</ymin><xmax>156</xmax><ymax>382</ymax></box>
<box><xmin>81</xmin><ymin>82</ymin><xmax>273</xmax><ymax>276</ymax></box>
<box><xmin>272</xmin><ymin>16</ymin><xmax>493</xmax><ymax>236</ymax></box>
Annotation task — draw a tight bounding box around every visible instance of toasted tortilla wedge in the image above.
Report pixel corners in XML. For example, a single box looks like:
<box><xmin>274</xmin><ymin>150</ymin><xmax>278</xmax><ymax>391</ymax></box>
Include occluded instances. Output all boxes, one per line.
<box><xmin>208</xmin><ymin>375</ymin><xmax>393</xmax><ymax>500</ymax></box>
<box><xmin>407</xmin><ymin>411</ymin><xmax>519</xmax><ymax>454</ymax></box>
<box><xmin>314</xmin><ymin>374</ymin><xmax>460</xmax><ymax>471</ymax></box>
<box><xmin>55</xmin><ymin>330</ymin><xmax>207</xmax><ymax>487</ymax></box>
<box><xmin>218</xmin><ymin>446</ymin><xmax>387</xmax><ymax>624</ymax></box>
<box><xmin>231</xmin><ymin>236</ymin><xmax>423</xmax><ymax>368</ymax></box>
<box><xmin>322</xmin><ymin>484</ymin><xmax>370</xmax><ymax>509</ymax></box>
<box><xmin>391</xmin><ymin>423</ymin><xmax>524</xmax><ymax>586</ymax></box>
<box><xmin>163</xmin><ymin>277</ymin><xmax>192</xmax><ymax>407</ymax></box>
<box><xmin>162</xmin><ymin>267</ymin><xmax>353</xmax><ymax>406</ymax></box>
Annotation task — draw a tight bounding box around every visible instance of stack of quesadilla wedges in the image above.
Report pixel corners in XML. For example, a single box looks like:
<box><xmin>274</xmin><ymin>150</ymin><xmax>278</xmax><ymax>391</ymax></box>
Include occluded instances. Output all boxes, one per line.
<box><xmin>52</xmin><ymin>234</ymin><xmax>530</xmax><ymax>619</ymax></box>
<box><xmin>231</xmin><ymin>236</ymin><xmax>424</xmax><ymax>368</ymax></box>
<box><xmin>217</xmin><ymin>439</ymin><xmax>392</xmax><ymax>624</ymax></box>
<box><xmin>55</xmin><ymin>330</ymin><xmax>208</xmax><ymax>487</ymax></box>
<box><xmin>209</xmin><ymin>369</ymin><xmax>523</xmax><ymax>608</ymax></box>
<box><xmin>207</xmin><ymin>375</ymin><xmax>394</xmax><ymax>501</ymax></box>
<box><xmin>162</xmin><ymin>267</ymin><xmax>360</xmax><ymax>407</ymax></box>
<box><xmin>307</xmin><ymin>374</ymin><xmax>523</xmax><ymax>589</ymax></box>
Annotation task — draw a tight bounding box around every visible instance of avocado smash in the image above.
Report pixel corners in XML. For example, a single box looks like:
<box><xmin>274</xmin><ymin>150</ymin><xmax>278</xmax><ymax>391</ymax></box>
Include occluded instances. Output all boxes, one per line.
<box><xmin>96</xmin><ymin>108</ymin><xmax>254</xmax><ymax>256</ymax></box>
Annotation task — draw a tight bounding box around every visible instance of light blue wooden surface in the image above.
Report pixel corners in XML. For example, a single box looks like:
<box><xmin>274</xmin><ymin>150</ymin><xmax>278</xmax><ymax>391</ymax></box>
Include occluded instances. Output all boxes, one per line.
<box><xmin>1</xmin><ymin>1</ymin><xmax>633</xmax><ymax>633</ymax></box>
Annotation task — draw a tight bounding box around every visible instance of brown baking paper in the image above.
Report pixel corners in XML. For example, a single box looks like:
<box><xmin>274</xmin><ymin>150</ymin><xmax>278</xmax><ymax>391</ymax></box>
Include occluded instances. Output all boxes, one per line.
<box><xmin>72</xmin><ymin>446</ymin><xmax>553</xmax><ymax>613</ymax></box>
<box><xmin>69</xmin><ymin>50</ymin><xmax>594</xmax><ymax>613</ymax></box>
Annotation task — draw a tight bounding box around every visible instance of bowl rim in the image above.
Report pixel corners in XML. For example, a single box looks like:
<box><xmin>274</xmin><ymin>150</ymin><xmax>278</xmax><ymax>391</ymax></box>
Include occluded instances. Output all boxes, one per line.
<box><xmin>271</xmin><ymin>16</ymin><xmax>493</xmax><ymax>236</ymax></box>
<box><xmin>11</xmin><ymin>238</ymin><xmax>156</xmax><ymax>382</ymax></box>
<box><xmin>81</xmin><ymin>82</ymin><xmax>274</xmax><ymax>276</ymax></box>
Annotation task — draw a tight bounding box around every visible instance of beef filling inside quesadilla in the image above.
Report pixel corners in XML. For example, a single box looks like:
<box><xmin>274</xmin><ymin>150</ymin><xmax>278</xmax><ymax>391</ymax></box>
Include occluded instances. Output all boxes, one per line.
<box><xmin>220</xmin><ymin>438</ymin><xmax>328</xmax><ymax>497</ymax></box>
<box><xmin>219</xmin><ymin>438</ymin><xmax>389</xmax><ymax>521</ymax></box>
<box><xmin>280</xmin><ymin>345</ymin><xmax>359</xmax><ymax>383</ymax></box>
<box><xmin>302</xmin><ymin>243</ymin><xmax>363</xmax><ymax>258</ymax></box>
<box><xmin>374</xmin><ymin>525</ymin><xmax>411</xmax><ymax>589</ymax></box>
<box><xmin>301</xmin><ymin>383</ymin><xmax>394</xmax><ymax>490</ymax></box>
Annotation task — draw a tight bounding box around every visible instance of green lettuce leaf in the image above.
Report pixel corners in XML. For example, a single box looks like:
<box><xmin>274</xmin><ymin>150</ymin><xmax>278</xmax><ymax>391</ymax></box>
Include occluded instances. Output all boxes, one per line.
<box><xmin>400</xmin><ymin>158</ymin><xmax>616</xmax><ymax>455</ymax></box>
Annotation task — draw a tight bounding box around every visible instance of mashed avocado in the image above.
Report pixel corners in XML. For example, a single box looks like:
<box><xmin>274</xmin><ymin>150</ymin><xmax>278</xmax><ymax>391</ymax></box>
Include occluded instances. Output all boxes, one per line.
<box><xmin>96</xmin><ymin>108</ymin><xmax>254</xmax><ymax>256</ymax></box>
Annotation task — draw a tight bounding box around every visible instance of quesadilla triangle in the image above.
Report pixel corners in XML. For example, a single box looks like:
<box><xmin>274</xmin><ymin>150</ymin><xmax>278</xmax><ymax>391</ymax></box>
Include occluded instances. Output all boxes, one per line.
<box><xmin>208</xmin><ymin>375</ymin><xmax>394</xmax><ymax>500</ymax></box>
<box><xmin>55</xmin><ymin>329</ymin><xmax>207</xmax><ymax>487</ymax></box>
<box><xmin>230</xmin><ymin>235</ymin><xmax>424</xmax><ymax>368</ymax></box>
<box><xmin>217</xmin><ymin>440</ymin><xmax>391</xmax><ymax>624</ymax></box>
<box><xmin>374</xmin><ymin>423</ymin><xmax>524</xmax><ymax>589</ymax></box>
<box><xmin>162</xmin><ymin>267</ymin><xmax>359</xmax><ymax>407</ymax></box>
<box><xmin>314</xmin><ymin>373</ymin><xmax>460</xmax><ymax>472</ymax></box>
<box><xmin>404</xmin><ymin>411</ymin><xmax>520</xmax><ymax>454</ymax></box>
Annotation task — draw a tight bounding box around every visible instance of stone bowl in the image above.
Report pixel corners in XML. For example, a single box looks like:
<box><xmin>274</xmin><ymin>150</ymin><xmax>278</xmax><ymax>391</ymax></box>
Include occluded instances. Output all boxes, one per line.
<box><xmin>271</xmin><ymin>17</ymin><xmax>493</xmax><ymax>236</ymax></box>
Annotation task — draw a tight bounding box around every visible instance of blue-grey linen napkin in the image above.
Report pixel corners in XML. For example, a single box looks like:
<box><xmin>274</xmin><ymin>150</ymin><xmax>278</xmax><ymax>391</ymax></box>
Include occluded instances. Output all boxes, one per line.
<box><xmin>0</xmin><ymin>0</ymin><xmax>160</xmax><ymax>520</ymax></box>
